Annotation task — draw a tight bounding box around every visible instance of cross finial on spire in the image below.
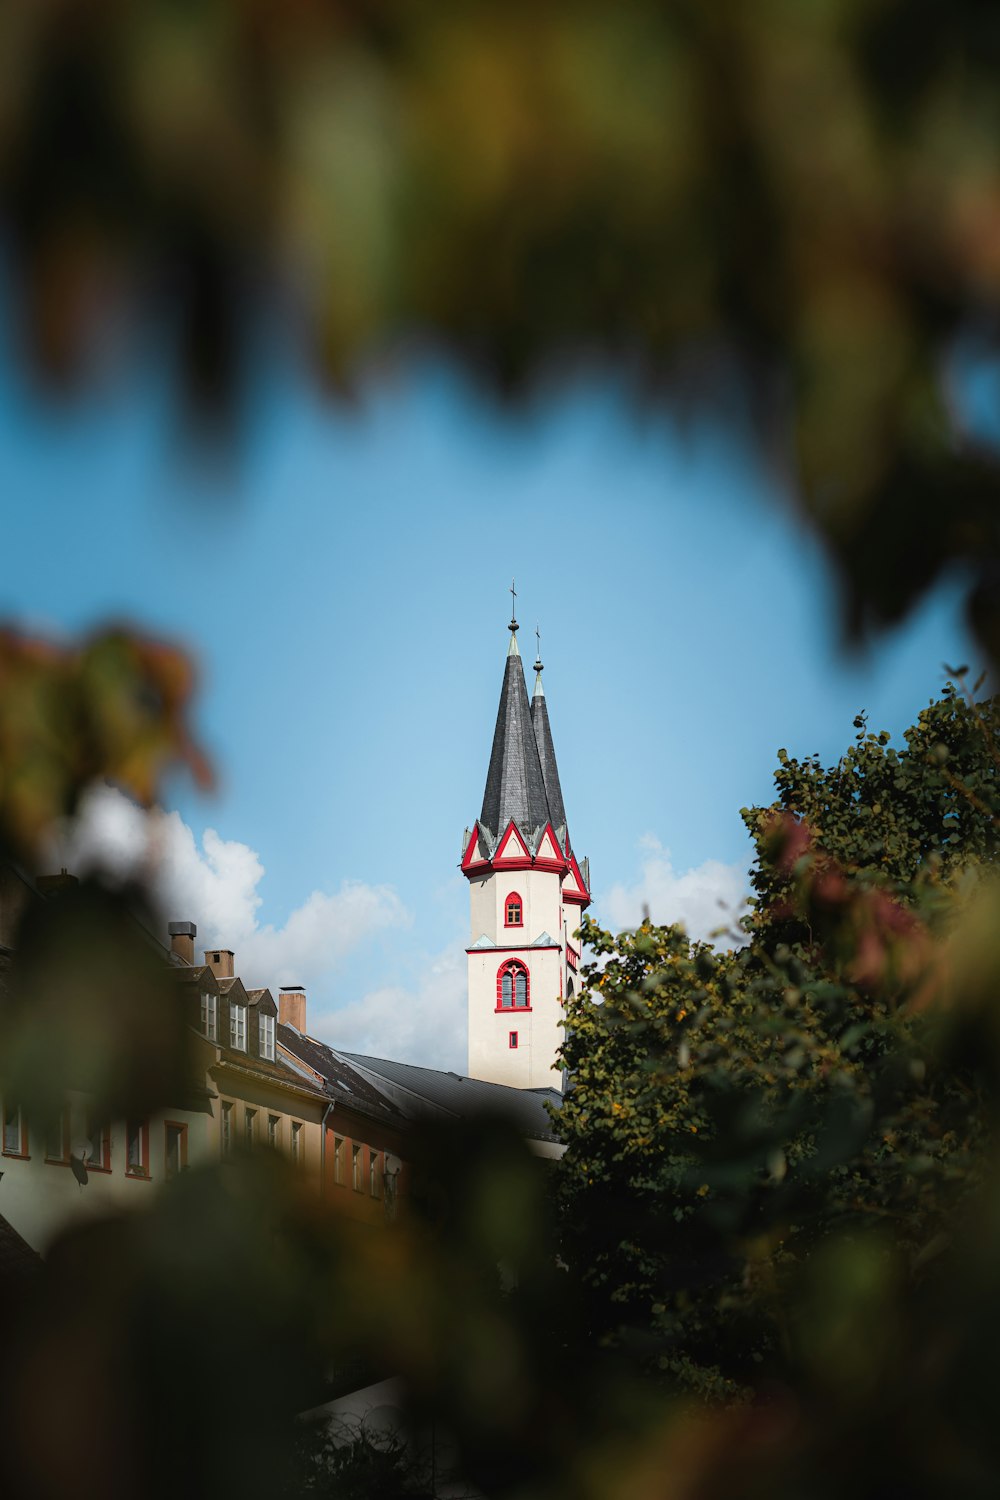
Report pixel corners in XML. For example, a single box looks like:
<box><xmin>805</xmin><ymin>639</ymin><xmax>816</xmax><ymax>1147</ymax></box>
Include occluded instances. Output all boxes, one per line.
<box><xmin>534</xmin><ymin>624</ymin><xmax>543</xmax><ymax>673</ymax></box>
<box><xmin>509</xmin><ymin>577</ymin><xmax>518</xmax><ymax>634</ymax></box>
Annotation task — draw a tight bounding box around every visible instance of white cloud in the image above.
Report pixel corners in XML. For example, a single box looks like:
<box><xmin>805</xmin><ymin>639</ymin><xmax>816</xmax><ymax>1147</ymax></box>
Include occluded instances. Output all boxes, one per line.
<box><xmin>55</xmin><ymin>784</ymin><xmax>408</xmax><ymax>990</ymax></box>
<box><xmin>315</xmin><ymin>939</ymin><xmax>468</xmax><ymax>1071</ymax></box>
<box><xmin>598</xmin><ymin>835</ymin><xmax>749</xmax><ymax>946</ymax></box>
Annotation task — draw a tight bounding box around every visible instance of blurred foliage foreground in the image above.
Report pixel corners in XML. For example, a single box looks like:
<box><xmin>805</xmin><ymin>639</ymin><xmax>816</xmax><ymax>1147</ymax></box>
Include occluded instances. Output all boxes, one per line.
<box><xmin>5</xmin><ymin>1</ymin><xmax>1000</xmax><ymax>661</ymax></box>
<box><xmin>5</xmin><ymin>632</ymin><xmax>1000</xmax><ymax>1498</ymax></box>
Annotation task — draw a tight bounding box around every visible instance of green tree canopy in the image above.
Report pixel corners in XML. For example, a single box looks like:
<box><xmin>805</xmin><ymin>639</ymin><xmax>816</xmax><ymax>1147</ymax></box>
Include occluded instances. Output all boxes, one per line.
<box><xmin>554</xmin><ymin>684</ymin><xmax>1000</xmax><ymax>1403</ymax></box>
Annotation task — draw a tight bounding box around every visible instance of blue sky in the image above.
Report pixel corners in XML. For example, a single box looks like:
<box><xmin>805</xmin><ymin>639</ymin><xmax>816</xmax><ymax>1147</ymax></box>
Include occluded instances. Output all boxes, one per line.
<box><xmin>0</xmin><ymin>340</ymin><xmax>977</xmax><ymax>1066</ymax></box>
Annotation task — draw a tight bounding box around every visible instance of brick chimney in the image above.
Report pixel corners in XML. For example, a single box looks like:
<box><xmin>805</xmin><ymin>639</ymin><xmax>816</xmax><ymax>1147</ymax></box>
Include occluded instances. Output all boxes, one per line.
<box><xmin>205</xmin><ymin>948</ymin><xmax>235</xmax><ymax>979</ymax></box>
<box><xmin>279</xmin><ymin>986</ymin><xmax>306</xmax><ymax>1032</ymax></box>
<box><xmin>168</xmin><ymin>920</ymin><xmax>197</xmax><ymax>965</ymax></box>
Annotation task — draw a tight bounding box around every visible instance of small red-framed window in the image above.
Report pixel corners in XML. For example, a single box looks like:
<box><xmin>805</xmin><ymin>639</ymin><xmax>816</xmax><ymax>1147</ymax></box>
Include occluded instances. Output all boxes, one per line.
<box><xmin>504</xmin><ymin>893</ymin><xmax>523</xmax><ymax>928</ymax></box>
<box><xmin>509</xmin><ymin>1031</ymin><xmax>519</xmax><ymax>1049</ymax></box>
<box><xmin>496</xmin><ymin>959</ymin><xmax>530</xmax><ymax>1011</ymax></box>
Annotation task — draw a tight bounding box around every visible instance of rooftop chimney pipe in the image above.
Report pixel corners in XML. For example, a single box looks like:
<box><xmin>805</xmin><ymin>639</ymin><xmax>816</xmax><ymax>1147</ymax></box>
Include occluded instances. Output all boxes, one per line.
<box><xmin>168</xmin><ymin>920</ymin><xmax>197</xmax><ymax>966</ymax></box>
<box><xmin>279</xmin><ymin>986</ymin><xmax>306</xmax><ymax>1033</ymax></box>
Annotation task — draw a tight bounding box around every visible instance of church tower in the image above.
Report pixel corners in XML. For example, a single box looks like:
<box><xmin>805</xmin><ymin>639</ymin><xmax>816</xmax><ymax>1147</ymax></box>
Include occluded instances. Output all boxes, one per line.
<box><xmin>462</xmin><ymin>606</ymin><xmax>590</xmax><ymax>1090</ymax></box>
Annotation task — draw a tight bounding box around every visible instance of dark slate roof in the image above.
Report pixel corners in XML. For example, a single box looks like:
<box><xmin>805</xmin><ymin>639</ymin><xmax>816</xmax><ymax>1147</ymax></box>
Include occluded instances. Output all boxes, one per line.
<box><xmin>212</xmin><ymin>1037</ymin><xmax>328</xmax><ymax>1102</ymax></box>
<box><xmin>339</xmin><ymin>1052</ymin><xmax>563</xmax><ymax>1143</ymax></box>
<box><xmin>246</xmin><ymin>987</ymin><xmax>276</xmax><ymax>1011</ymax></box>
<box><xmin>277</xmin><ymin>1025</ymin><xmax>410</xmax><ymax>1128</ymax></box>
<box><xmin>480</xmin><ymin>633</ymin><xmax>552</xmax><ymax>840</ymax></box>
<box><xmin>530</xmin><ymin>674</ymin><xmax>567</xmax><ymax>834</ymax></box>
<box><xmin>0</xmin><ymin>1211</ymin><xmax>42</xmax><ymax>1281</ymax></box>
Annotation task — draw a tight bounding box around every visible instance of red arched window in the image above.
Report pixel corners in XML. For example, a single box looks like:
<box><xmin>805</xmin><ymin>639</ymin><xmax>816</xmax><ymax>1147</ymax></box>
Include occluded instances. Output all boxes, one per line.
<box><xmin>504</xmin><ymin>892</ymin><xmax>523</xmax><ymax>928</ymax></box>
<box><xmin>496</xmin><ymin>959</ymin><xmax>530</xmax><ymax>1011</ymax></box>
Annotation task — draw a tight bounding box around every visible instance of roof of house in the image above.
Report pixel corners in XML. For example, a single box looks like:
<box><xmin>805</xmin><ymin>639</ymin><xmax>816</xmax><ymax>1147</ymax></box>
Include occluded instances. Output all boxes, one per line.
<box><xmin>480</xmin><ymin>627</ymin><xmax>552</xmax><ymax>841</ymax></box>
<box><xmin>245</xmin><ymin>987</ymin><xmax>275</xmax><ymax>1010</ymax></box>
<box><xmin>0</xmin><ymin>1211</ymin><xmax>42</xmax><ymax>1281</ymax></box>
<box><xmin>277</xmin><ymin>1025</ymin><xmax>410</xmax><ymax>1128</ymax></box>
<box><xmin>338</xmin><ymin>1052</ymin><xmax>563</xmax><ymax>1143</ymax></box>
<box><xmin>212</xmin><ymin>1044</ymin><xmax>329</xmax><ymax>1103</ymax></box>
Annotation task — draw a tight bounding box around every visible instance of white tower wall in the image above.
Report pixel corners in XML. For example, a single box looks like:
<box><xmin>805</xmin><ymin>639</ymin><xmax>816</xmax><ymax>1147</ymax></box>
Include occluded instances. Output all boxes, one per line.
<box><xmin>467</xmin><ymin>864</ymin><xmax>565</xmax><ymax>1089</ymax></box>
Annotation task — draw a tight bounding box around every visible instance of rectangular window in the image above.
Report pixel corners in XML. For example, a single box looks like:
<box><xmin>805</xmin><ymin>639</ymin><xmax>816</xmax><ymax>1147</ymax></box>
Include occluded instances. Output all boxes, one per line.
<box><xmin>352</xmin><ymin>1143</ymin><xmax>362</xmax><ymax>1191</ymax></box>
<box><xmin>291</xmin><ymin>1121</ymin><xmax>302</xmax><ymax>1166</ymax></box>
<box><xmin>369</xmin><ymin>1149</ymin><xmax>382</xmax><ymax>1199</ymax></box>
<box><xmin>86</xmin><ymin>1116</ymin><xmax>111</xmax><ymax>1172</ymax></box>
<box><xmin>509</xmin><ymin>1031</ymin><xmax>518</xmax><ymax>1049</ymax></box>
<box><xmin>267</xmin><ymin>1114</ymin><xmax>279</xmax><ymax>1149</ymax></box>
<box><xmin>259</xmin><ymin>1012</ymin><xmax>275</xmax><ymax>1061</ymax></box>
<box><xmin>245</xmin><ymin>1108</ymin><xmax>256</xmax><ymax>1147</ymax></box>
<box><xmin>230</xmin><ymin>1003</ymin><xmax>246</xmax><ymax>1051</ymax></box>
<box><xmin>200</xmin><ymin>991</ymin><xmax>217</xmax><ymax>1041</ymax></box>
<box><xmin>221</xmin><ymin>1101</ymin><xmax>234</xmax><ymax>1157</ymax></box>
<box><xmin>2</xmin><ymin>1100</ymin><xmax>26</xmax><ymax>1158</ymax></box>
<box><xmin>126</xmin><ymin>1120</ymin><xmax>150</xmax><ymax>1177</ymax></box>
<box><xmin>334</xmin><ymin>1136</ymin><xmax>345</xmax><ymax>1186</ymax></box>
<box><xmin>45</xmin><ymin>1108</ymin><xmax>70</xmax><ymax>1164</ymax></box>
<box><xmin>164</xmin><ymin>1122</ymin><xmax>187</xmax><ymax>1179</ymax></box>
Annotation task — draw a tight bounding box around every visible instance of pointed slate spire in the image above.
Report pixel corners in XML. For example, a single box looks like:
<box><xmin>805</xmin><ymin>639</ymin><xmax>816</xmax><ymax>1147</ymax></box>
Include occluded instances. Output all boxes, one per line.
<box><xmin>480</xmin><ymin>606</ymin><xmax>551</xmax><ymax>840</ymax></box>
<box><xmin>530</xmin><ymin>632</ymin><xmax>567</xmax><ymax>834</ymax></box>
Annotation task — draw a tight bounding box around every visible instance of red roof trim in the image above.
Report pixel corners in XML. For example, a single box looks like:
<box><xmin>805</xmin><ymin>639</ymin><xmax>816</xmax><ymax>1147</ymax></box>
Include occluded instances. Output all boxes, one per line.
<box><xmin>466</xmin><ymin>943</ymin><xmax>561</xmax><ymax>954</ymax></box>
<box><xmin>494</xmin><ymin>820</ymin><xmax>531</xmax><ymax>863</ymax></box>
<box><xmin>461</xmin><ymin>827</ymin><xmax>486</xmax><ymax>873</ymax></box>
<box><xmin>535</xmin><ymin>822</ymin><xmax>567</xmax><ymax>869</ymax></box>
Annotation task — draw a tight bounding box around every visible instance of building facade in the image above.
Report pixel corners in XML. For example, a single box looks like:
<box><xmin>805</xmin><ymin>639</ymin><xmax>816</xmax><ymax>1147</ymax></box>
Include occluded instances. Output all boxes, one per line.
<box><xmin>277</xmin><ymin>1000</ymin><xmax>412</xmax><ymax>1228</ymax></box>
<box><xmin>462</xmin><ymin>615</ymin><xmax>590</xmax><ymax>1089</ymax></box>
<box><xmin>0</xmin><ymin>909</ymin><xmax>329</xmax><ymax>1253</ymax></box>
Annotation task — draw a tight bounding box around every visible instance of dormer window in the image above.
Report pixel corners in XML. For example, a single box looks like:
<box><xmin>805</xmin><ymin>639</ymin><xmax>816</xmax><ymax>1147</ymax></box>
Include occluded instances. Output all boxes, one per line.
<box><xmin>505</xmin><ymin>893</ymin><xmax>523</xmax><ymax>928</ymax></box>
<box><xmin>230</xmin><ymin>1002</ymin><xmax>246</xmax><ymax>1051</ymax></box>
<box><xmin>200</xmin><ymin>991</ymin><xmax>217</xmax><ymax>1041</ymax></box>
<box><xmin>259</xmin><ymin>1012</ymin><xmax>275</xmax><ymax>1061</ymax></box>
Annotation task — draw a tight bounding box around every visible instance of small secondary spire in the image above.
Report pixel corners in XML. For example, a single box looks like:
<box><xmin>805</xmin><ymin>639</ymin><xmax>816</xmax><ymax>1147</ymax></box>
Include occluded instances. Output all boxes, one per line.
<box><xmin>507</xmin><ymin>578</ymin><xmax>520</xmax><ymax>657</ymax></box>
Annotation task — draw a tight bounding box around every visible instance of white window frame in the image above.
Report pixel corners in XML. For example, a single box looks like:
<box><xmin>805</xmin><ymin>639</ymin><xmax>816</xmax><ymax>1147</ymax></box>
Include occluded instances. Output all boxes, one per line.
<box><xmin>245</xmin><ymin>1108</ymin><xmax>256</xmax><ymax>1146</ymax></box>
<box><xmin>267</xmin><ymin>1114</ymin><xmax>279</xmax><ymax>1149</ymax></box>
<box><xmin>2</xmin><ymin>1100</ymin><xmax>24</xmax><ymax>1157</ymax></box>
<box><xmin>125</xmin><ymin>1119</ymin><xmax>148</xmax><ymax>1177</ymax></box>
<box><xmin>230</xmin><ymin>1002</ymin><xmax>246</xmax><ymax>1052</ymax></box>
<box><xmin>86</xmin><ymin>1117</ymin><xmax>110</xmax><ymax>1171</ymax></box>
<box><xmin>259</xmin><ymin>1012</ymin><xmax>275</xmax><ymax>1061</ymax></box>
<box><xmin>46</xmin><ymin>1108</ymin><xmax>70</xmax><ymax>1164</ymax></box>
<box><xmin>164</xmin><ymin>1122</ymin><xmax>186</xmax><ymax>1179</ymax></box>
<box><xmin>291</xmin><ymin>1121</ymin><xmax>302</xmax><ymax>1165</ymax></box>
<box><xmin>200</xmin><ymin>991</ymin><xmax>218</xmax><ymax>1041</ymax></box>
<box><xmin>221</xmin><ymin>1101</ymin><xmax>233</xmax><ymax>1157</ymax></box>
